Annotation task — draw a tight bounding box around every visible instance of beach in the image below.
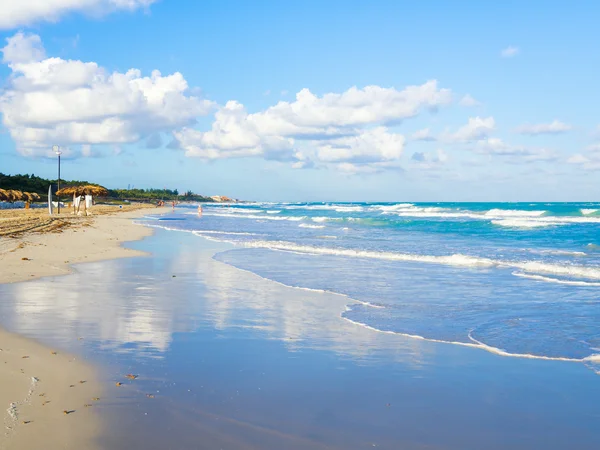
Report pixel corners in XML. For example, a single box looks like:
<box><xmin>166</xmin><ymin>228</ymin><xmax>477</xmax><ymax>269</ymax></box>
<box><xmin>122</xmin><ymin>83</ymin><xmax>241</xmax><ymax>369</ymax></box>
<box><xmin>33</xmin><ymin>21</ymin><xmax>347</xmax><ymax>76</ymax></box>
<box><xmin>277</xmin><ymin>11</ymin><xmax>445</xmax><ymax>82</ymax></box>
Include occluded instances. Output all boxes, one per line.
<box><xmin>1</xmin><ymin>203</ymin><xmax>600</xmax><ymax>449</ymax></box>
<box><xmin>0</xmin><ymin>205</ymin><xmax>159</xmax><ymax>449</ymax></box>
<box><xmin>0</xmin><ymin>205</ymin><xmax>158</xmax><ymax>284</ymax></box>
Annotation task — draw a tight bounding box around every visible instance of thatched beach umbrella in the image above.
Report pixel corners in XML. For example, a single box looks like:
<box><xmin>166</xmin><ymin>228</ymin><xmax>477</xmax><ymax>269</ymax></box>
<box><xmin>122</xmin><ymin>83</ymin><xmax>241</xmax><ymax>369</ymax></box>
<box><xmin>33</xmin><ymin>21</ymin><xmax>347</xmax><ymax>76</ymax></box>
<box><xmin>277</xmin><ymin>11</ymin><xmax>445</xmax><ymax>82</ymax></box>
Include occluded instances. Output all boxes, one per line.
<box><xmin>0</xmin><ymin>188</ymin><xmax>8</xmax><ymax>201</ymax></box>
<box><xmin>22</xmin><ymin>192</ymin><xmax>41</xmax><ymax>204</ymax></box>
<box><xmin>7</xmin><ymin>190</ymin><xmax>23</xmax><ymax>202</ymax></box>
<box><xmin>56</xmin><ymin>185</ymin><xmax>107</xmax><ymax>215</ymax></box>
<box><xmin>83</xmin><ymin>185</ymin><xmax>108</xmax><ymax>197</ymax></box>
<box><xmin>56</xmin><ymin>186</ymin><xmax>81</xmax><ymax>197</ymax></box>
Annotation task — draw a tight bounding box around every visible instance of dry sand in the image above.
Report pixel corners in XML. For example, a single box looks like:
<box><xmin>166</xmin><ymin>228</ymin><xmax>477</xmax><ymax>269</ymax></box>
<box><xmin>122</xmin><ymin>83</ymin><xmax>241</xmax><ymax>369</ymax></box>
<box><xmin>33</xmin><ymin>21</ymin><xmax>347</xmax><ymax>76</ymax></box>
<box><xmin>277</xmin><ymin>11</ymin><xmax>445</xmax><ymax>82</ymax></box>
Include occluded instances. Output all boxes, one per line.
<box><xmin>0</xmin><ymin>204</ymin><xmax>165</xmax><ymax>449</ymax></box>
<box><xmin>0</xmin><ymin>205</ymin><xmax>160</xmax><ymax>284</ymax></box>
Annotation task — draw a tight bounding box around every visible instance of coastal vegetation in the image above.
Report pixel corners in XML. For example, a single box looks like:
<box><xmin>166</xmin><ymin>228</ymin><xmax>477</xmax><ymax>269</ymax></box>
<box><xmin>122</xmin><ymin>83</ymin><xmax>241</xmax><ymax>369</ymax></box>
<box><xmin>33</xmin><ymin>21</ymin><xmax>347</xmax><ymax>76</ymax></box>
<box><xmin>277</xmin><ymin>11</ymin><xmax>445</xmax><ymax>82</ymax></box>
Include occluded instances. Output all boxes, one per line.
<box><xmin>0</xmin><ymin>173</ymin><xmax>215</xmax><ymax>203</ymax></box>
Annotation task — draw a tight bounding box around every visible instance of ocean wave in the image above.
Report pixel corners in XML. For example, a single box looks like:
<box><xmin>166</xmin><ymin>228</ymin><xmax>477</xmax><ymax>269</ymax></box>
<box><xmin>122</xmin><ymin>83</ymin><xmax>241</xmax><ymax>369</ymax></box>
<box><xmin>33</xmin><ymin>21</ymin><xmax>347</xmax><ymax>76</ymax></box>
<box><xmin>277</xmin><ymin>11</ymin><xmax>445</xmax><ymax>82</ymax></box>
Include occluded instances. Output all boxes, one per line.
<box><xmin>192</xmin><ymin>230</ymin><xmax>260</xmax><ymax>236</ymax></box>
<box><xmin>511</xmin><ymin>272</ymin><xmax>600</xmax><ymax>286</ymax></box>
<box><xmin>203</xmin><ymin>212</ymin><xmax>306</xmax><ymax>222</ymax></box>
<box><xmin>485</xmin><ymin>209</ymin><xmax>546</xmax><ymax>217</ymax></box>
<box><xmin>266</xmin><ymin>210</ymin><xmax>281</xmax><ymax>214</ymax></box>
<box><xmin>532</xmin><ymin>249</ymin><xmax>587</xmax><ymax>257</ymax></box>
<box><xmin>581</xmin><ymin>209</ymin><xmax>599</xmax><ymax>215</ymax></box>
<box><xmin>299</xmin><ymin>224</ymin><xmax>325</xmax><ymax>229</ymax></box>
<box><xmin>141</xmin><ymin>223</ymin><xmax>261</xmax><ymax>237</ymax></box>
<box><xmin>342</xmin><ymin>316</ymin><xmax>600</xmax><ymax>364</ymax></box>
<box><xmin>241</xmin><ymin>240</ymin><xmax>600</xmax><ymax>281</ymax></box>
<box><xmin>334</xmin><ymin>206</ymin><xmax>364</xmax><ymax>212</ymax></box>
<box><xmin>374</xmin><ymin>203</ymin><xmax>415</xmax><ymax>211</ymax></box>
<box><xmin>212</xmin><ymin>243</ymin><xmax>598</xmax><ymax>368</ymax></box>
<box><xmin>492</xmin><ymin>219</ymin><xmax>561</xmax><ymax>228</ymax></box>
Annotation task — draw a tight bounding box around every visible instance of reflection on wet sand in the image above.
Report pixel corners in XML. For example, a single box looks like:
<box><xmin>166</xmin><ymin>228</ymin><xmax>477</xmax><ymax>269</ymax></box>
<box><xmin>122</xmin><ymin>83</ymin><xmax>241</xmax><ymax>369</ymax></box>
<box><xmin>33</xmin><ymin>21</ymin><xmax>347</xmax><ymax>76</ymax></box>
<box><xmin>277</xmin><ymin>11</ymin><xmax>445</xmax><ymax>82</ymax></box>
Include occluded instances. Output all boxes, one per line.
<box><xmin>1</xmin><ymin>232</ymin><xmax>436</xmax><ymax>368</ymax></box>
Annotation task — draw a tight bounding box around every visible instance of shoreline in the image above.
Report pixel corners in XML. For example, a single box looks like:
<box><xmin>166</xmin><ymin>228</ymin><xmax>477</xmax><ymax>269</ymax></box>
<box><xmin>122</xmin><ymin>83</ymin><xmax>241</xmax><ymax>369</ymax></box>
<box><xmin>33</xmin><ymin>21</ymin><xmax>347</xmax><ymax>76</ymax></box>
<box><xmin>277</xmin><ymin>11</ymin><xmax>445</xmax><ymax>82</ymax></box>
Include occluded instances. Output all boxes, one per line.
<box><xmin>0</xmin><ymin>206</ymin><xmax>165</xmax><ymax>284</ymax></box>
<box><xmin>0</xmin><ymin>205</ymin><xmax>166</xmax><ymax>449</ymax></box>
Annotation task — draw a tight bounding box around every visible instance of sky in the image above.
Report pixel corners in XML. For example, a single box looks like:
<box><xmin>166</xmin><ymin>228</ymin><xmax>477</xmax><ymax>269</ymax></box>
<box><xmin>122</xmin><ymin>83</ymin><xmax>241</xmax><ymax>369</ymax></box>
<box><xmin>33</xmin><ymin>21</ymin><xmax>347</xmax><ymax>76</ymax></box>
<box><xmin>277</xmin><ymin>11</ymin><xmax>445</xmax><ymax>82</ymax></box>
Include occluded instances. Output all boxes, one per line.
<box><xmin>1</xmin><ymin>0</ymin><xmax>599</xmax><ymax>202</ymax></box>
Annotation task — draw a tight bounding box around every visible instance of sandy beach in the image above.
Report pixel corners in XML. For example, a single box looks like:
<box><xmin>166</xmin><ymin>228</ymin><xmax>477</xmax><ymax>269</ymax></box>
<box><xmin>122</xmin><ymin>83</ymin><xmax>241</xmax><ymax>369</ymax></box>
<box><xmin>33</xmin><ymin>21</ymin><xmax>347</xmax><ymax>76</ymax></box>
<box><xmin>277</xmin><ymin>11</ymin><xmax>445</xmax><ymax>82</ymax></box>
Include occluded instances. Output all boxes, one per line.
<box><xmin>0</xmin><ymin>205</ymin><xmax>159</xmax><ymax>284</ymax></box>
<box><xmin>0</xmin><ymin>204</ymin><xmax>162</xmax><ymax>449</ymax></box>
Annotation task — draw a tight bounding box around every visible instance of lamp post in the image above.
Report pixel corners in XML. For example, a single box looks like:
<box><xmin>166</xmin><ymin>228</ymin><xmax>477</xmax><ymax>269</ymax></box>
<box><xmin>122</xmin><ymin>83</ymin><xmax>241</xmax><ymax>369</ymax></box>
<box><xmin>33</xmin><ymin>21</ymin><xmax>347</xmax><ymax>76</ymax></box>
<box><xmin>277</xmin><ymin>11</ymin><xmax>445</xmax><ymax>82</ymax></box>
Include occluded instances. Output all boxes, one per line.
<box><xmin>53</xmin><ymin>145</ymin><xmax>61</xmax><ymax>214</ymax></box>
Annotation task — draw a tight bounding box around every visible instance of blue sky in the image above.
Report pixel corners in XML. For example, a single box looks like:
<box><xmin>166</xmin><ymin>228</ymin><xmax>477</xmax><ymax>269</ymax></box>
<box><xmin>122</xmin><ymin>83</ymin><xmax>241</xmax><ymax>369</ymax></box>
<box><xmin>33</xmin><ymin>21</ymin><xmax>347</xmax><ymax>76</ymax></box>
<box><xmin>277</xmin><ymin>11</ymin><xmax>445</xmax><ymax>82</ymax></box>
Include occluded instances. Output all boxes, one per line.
<box><xmin>1</xmin><ymin>0</ymin><xmax>599</xmax><ymax>201</ymax></box>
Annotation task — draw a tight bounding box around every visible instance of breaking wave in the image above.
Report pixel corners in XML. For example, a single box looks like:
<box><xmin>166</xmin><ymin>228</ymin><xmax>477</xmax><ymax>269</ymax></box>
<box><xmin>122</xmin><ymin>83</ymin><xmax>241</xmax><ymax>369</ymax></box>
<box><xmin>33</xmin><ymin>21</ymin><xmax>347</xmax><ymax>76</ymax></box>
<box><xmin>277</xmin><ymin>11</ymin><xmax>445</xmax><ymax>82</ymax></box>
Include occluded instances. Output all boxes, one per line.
<box><xmin>240</xmin><ymin>240</ymin><xmax>600</xmax><ymax>281</ymax></box>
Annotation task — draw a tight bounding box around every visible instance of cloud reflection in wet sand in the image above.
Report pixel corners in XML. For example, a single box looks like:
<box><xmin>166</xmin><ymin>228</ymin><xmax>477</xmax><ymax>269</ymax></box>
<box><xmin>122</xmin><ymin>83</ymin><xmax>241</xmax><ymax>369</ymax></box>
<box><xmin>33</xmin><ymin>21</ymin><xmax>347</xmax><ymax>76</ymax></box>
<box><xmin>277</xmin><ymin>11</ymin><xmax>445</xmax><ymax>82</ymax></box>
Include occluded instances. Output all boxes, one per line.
<box><xmin>1</xmin><ymin>232</ymin><xmax>437</xmax><ymax>368</ymax></box>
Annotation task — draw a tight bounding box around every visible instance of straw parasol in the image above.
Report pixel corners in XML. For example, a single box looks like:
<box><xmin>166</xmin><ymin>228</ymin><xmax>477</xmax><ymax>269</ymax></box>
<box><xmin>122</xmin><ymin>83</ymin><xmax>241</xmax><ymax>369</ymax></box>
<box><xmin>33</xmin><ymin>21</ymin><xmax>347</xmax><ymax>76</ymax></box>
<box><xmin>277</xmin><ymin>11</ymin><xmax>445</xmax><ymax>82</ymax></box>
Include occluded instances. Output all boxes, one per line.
<box><xmin>0</xmin><ymin>188</ymin><xmax>8</xmax><ymax>201</ymax></box>
<box><xmin>56</xmin><ymin>185</ymin><xmax>108</xmax><ymax>215</ymax></box>
<box><xmin>22</xmin><ymin>192</ymin><xmax>41</xmax><ymax>203</ymax></box>
<box><xmin>56</xmin><ymin>185</ymin><xmax>108</xmax><ymax>197</ymax></box>
<box><xmin>7</xmin><ymin>190</ymin><xmax>23</xmax><ymax>202</ymax></box>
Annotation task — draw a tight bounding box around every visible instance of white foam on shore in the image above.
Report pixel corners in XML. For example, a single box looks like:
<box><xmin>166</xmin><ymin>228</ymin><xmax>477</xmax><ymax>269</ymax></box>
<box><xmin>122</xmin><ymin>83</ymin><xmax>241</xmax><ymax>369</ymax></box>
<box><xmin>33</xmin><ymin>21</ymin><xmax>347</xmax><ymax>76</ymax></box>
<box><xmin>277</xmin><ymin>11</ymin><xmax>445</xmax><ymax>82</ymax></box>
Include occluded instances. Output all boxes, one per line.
<box><xmin>374</xmin><ymin>203</ymin><xmax>415</xmax><ymax>211</ymax></box>
<box><xmin>214</xmin><ymin>255</ymin><xmax>384</xmax><ymax>311</ymax></box>
<box><xmin>512</xmin><ymin>272</ymin><xmax>600</xmax><ymax>286</ymax></box>
<box><xmin>299</xmin><ymin>224</ymin><xmax>325</xmax><ymax>229</ymax></box>
<box><xmin>534</xmin><ymin>249</ymin><xmax>587</xmax><ymax>257</ymax></box>
<box><xmin>342</xmin><ymin>316</ymin><xmax>599</xmax><ymax>364</ymax></box>
<box><xmin>141</xmin><ymin>223</ymin><xmax>260</xmax><ymax>237</ymax></box>
<box><xmin>492</xmin><ymin>219</ymin><xmax>561</xmax><ymax>228</ymax></box>
<box><xmin>485</xmin><ymin>209</ymin><xmax>546</xmax><ymax>217</ymax></box>
<box><xmin>200</xmin><ymin>234</ymin><xmax>599</xmax><ymax>371</ymax></box>
<box><xmin>334</xmin><ymin>206</ymin><xmax>364</xmax><ymax>212</ymax></box>
<box><xmin>240</xmin><ymin>240</ymin><xmax>600</xmax><ymax>281</ymax></box>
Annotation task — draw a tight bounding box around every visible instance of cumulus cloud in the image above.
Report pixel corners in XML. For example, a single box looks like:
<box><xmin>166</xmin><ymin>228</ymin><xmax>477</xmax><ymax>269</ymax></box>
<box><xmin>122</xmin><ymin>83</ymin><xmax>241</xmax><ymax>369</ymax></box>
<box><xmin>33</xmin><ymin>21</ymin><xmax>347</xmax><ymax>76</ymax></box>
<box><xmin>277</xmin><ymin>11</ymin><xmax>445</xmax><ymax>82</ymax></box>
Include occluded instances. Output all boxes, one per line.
<box><xmin>0</xmin><ymin>0</ymin><xmax>156</xmax><ymax>29</ymax></box>
<box><xmin>175</xmin><ymin>80</ymin><xmax>452</xmax><ymax>171</ymax></box>
<box><xmin>458</xmin><ymin>94</ymin><xmax>481</xmax><ymax>107</ymax></box>
<box><xmin>0</xmin><ymin>33</ymin><xmax>214</xmax><ymax>157</ymax></box>
<box><xmin>174</xmin><ymin>101</ymin><xmax>295</xmax><ymax>161</ymax></box>
<box><xmin>501</xmin><ymin>46</ymin><xmax>519</xmax><ymax>58</ymax></box>
<box><xmin>446</xmin><ymin>116</ymin><xmax>495</xmax><ymax>143</ymax></box>
<box><xmin>1</xmin><ymin>32</ymin><xmax>45</xmax><ymax>64</ymax></box>
<box><xmin>567</xmin><ymin>144</ymin><xmax>600</xmax><ymax>170</ymax></box>
<box><xmin>315</xmin><ymin>128</ymin><xmax>405</xmax><ymax>164</ymax></box>
<box><xmin>515</xmin><ymin>120</ymin><xmax>573</xmax><ymax>135</ymax></box>
<box><xmin>476</xmin><ymin>137</ymin><xmax>558</xmax><ymax>163</ymax></box>
<box><xmin>410</xmin><ymin>149</ymin><xmax>448</xmax><ymax>169</ymax></box>
<box><xmin>410</xmin><ymin>128</ymin><xmax>435</xmax><ymax>141</ymax></box>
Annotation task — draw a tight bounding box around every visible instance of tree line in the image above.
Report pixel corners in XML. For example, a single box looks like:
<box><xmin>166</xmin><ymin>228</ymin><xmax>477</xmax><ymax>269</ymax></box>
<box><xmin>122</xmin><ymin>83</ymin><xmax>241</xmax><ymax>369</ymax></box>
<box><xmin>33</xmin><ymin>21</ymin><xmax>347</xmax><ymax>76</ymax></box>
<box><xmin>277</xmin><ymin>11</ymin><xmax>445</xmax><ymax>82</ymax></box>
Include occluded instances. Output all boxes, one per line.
<box><xmin>0</xmin><ymin>173</ymin><xmax>215</xmax><ymax>202</ymax></box>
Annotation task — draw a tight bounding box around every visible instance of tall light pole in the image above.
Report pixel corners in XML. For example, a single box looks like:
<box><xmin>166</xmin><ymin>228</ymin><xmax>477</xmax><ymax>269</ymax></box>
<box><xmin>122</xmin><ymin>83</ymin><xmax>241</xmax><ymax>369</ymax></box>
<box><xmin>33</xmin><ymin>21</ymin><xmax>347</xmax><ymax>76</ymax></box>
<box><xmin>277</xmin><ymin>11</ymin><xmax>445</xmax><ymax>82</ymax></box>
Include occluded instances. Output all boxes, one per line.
<box><xmin>53</xmin><ymin>145</ymin><xmax>61</xmax><ymax>214</ymax></box>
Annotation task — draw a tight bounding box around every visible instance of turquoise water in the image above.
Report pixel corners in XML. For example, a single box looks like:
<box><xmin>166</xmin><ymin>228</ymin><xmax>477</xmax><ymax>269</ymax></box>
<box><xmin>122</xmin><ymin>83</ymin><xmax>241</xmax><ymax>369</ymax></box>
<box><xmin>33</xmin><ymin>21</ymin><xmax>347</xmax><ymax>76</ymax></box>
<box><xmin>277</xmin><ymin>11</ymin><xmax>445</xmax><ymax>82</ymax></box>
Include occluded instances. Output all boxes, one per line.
<box><xmin>140</xmin><ymin>202</ymin><xmax>600</xmax><ymax>368</ymax></box>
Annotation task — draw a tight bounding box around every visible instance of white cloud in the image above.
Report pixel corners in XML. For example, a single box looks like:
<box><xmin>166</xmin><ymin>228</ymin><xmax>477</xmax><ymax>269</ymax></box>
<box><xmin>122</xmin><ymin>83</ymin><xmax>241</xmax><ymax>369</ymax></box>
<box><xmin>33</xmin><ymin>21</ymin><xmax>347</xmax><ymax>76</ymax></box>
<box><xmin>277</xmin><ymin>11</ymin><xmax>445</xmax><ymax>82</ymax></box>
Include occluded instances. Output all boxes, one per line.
<box><xmin>515</xmin><ymin>120</ymin><xmax>573</xmax><ymax>135</ymax></box>
<box><xmin>586</xmin><ymin>143</ymin><xmax>600</xmax><ymax>152</ymax></box>
<box><xmin>0</xmin><ymin>33</ymin><xmax>214</xmax><ymax>157</ymax></box>
<box><xmin>175</xmin><ymin>80</ymin><xmax>451</xmax><ymax>170</ymax></box>
<box><xmin>1</xmin><ymin>32</ymin><xmax>45</xmax><ymax>64</ymax></box>
<box><xmin>501</xmin><ymin>46</ymin><xmax>519</xmax><ymax>58</ymax></box>
<box><xmin>315</xmin><ymin>127</ymin><xmax>405</xmax><ymax>164</ymax></box>
<box><xmin>0</xmin><ymin>0</ymin><xmax>157</xmax><ymax>29</ymax></box>
<box><xmin>447</xmin><ymin>116</ymin><xmax>495</xmax><ymax>143</ymax></box>
<box><xmin>567</xmin><ymin>154</ymin><xmax>590</xmax><ymax>164</ymax></box>
<box><xmin>249</xmin><ymin>80</ymin><xmax>451</xmax><ymax>136</ymax></box>
<box><xmin>410</xmin><ymin>128</ymin><xmax>435</xmax><ymax>141</ymax></box>
<box><xmin>173</xmin><ymin>101</ymin><xmax>294</xmax><ymax>161</ymax></box>
<box><xmin>410</xmin><ymin>148</ymin><xmax>448</xmax><ymax>170</ymax></box>
<box><xmin>458</xmin><ymin>94</ymin><xmax>481</xmax><ymax>107</ymax></box>
<box><xmin>567</xmin><ymin>145</ymin><xmax>600</xmax><ymax>170</ymax></box>
<box><xmin>476</xmin><ymin>138</ymin><xmax>558</xmax><ymax>163</ymax></box>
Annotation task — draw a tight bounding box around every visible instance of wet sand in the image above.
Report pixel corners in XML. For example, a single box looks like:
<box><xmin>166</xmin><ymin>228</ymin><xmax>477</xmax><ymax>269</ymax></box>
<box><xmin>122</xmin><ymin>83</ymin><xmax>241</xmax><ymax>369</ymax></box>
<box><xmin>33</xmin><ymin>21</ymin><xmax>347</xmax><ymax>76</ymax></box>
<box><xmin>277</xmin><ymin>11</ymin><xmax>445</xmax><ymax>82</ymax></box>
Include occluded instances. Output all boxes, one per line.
<box><xmin>0</xmin><ymin>329</ymin><xmax>102</xmax><ymax>450</ymax></box>
<box><xmin>0</xmin><ymin>205</ymin><xmax>164</xmax><ymax>449</ymax></box>
<box><xmin>1</xmin><ymin>228</ymin><xmax>599</xmax><ymax>450</ymax></box>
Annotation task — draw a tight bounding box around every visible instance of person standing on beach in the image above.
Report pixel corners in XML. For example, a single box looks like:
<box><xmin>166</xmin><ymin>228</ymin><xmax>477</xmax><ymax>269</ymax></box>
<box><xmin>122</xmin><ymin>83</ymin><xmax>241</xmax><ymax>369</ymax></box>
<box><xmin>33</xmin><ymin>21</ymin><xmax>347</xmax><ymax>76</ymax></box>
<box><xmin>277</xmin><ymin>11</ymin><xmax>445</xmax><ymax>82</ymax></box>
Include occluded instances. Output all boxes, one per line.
<box><xmin>172</xmin><ymin>201</ymin><xmax>175</xmax><ymax>211</ymax></box>
<box><xmin>198</xmin><ymin>205</ymin><xmax>203</xmax><ymax>217</ymax></box>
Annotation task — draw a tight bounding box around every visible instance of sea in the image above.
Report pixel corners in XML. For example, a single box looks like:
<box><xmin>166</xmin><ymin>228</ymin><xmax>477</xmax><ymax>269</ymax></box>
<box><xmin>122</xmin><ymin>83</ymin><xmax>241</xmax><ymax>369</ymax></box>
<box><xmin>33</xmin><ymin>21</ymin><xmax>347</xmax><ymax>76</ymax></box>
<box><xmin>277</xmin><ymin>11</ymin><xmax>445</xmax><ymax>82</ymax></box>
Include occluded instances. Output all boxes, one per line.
<box><xmin>140</xmin><ymin>201</ymin><xmax>600</xmax><ymax>372</ymax></box>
